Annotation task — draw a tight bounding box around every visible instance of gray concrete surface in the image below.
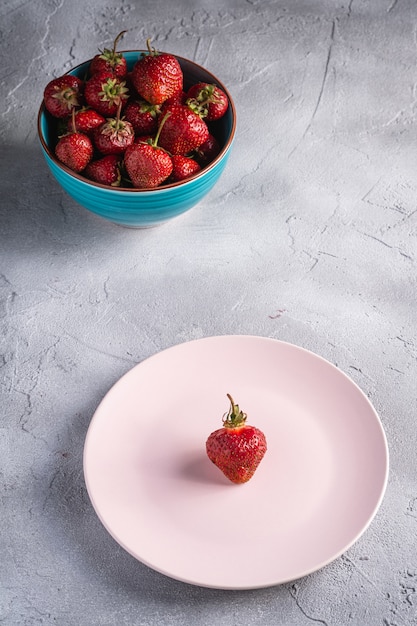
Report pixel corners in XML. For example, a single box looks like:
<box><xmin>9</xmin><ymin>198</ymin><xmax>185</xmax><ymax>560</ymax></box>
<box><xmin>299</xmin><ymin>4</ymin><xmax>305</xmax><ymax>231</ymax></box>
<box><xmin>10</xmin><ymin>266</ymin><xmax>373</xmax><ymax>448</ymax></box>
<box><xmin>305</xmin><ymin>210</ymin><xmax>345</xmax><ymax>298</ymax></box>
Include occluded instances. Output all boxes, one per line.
<box><xmin>1</xmin><ymin>0</ymin><xmax>417</xmax><ymax>624</ymax></box>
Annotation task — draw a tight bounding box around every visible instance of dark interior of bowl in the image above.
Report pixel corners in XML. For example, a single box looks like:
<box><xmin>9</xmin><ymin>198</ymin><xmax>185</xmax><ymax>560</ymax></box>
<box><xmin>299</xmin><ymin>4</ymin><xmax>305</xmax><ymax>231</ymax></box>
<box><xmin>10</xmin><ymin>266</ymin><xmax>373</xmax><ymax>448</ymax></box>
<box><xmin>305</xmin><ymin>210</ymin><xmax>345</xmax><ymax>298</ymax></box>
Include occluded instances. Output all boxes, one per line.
<box><xmin>40</xmin><ymin>50</ymin><xmax>235</xmax><ymax>190</ymax></box>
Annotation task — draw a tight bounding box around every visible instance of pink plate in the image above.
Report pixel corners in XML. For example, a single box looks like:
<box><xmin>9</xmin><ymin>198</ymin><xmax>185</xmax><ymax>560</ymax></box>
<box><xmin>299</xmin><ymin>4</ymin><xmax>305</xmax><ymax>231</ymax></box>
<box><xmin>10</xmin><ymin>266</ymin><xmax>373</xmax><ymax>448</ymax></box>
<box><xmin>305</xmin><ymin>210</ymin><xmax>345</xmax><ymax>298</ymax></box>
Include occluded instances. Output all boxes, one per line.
<box><xmin>83</xmin><ymin>335</ymin><xmax>389</xmax><ymax>589</ymax></box>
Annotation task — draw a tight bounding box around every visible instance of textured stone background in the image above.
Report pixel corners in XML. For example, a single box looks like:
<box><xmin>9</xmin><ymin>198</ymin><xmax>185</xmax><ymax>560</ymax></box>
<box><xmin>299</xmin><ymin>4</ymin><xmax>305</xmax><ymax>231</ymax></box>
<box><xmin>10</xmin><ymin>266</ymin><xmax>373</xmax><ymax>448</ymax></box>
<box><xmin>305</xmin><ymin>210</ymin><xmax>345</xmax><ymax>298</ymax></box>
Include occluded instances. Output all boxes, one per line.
<box><xmin>1</xmin><ymin>0</ymin><xmax>417</xmax><ymax>624</ymax></box>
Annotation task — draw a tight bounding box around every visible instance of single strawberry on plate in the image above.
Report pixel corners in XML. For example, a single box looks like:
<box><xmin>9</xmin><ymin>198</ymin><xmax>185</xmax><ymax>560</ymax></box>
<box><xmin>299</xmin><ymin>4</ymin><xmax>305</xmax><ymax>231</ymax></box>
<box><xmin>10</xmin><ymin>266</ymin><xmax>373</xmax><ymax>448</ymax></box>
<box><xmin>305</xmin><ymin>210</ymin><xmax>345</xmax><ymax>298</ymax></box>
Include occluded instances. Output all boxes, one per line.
<box><xmin>206</xmin><ymin>394</ymin><xmax>267</xmax><ymax>484</ymax></box>
<box><xmin>84</xmin><ymin>71</ymin><xmax>129</xmax><ymax>117</ymax></box>
<box><xmin>84</xmin><ymin>154</ymin><xmax>122</xmax><ymax>186</ymax></box>
<box><xmin>55</xmin><ymin>110</ymin><xmax>93</xmax><ymax>173</ymax></box>
<box><xmin>43</xmin><ymin>75</ymin><xmax>83</xmax><ymax>118</ymax></box>
<box><xmin>93</xmin><ymin>102</ymin><xmax>135</xmax><ymax>155</ymax></box>
<box><xmin>158</xmin><ymin>103</ymin><xmax>209</xmax><ymax>155</ymax></box>
<box><xmin>89</xmin><ymin>31</ymin><xmax>128</xmax><ymax>78</ymax></box>
<box><xmin>186</xmin><ymin>82</ymin><xmax>229</xmax><ymax>121</ymax></box>
<box><xmin>124</xmin><ymin>112</ymin><xmax>173</xmax><ymax>188</ymax></box>
<box><xmin>131</xmin><ymin>38</ymin><xmax>183</xmax><ymax>105</ymax></box>
<box><xmin>171</xmin><ymin>155</ymin><xmax>201</xmax><ymax>182</ymax></box>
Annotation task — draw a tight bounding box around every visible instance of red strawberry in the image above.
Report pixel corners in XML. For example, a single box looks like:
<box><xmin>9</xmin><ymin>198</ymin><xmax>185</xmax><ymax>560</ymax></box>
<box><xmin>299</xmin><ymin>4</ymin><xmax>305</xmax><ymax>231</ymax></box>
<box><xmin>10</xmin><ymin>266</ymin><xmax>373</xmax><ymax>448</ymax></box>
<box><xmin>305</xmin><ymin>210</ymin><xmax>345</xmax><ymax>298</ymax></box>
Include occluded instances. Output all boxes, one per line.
<box><xmin>160</xmin><ymin>90</ymin><xmax>187</xmax><ymax>112</ymax></box>
<box><xmin>131</xmin><ymin>38</ymin><xmax>183</xmax><ymax>105</ymax></box>
<box><xmin>158</xmin><ymin>103</ymin><xmax>209</xmax><ymax>155</ymax></box>
<box><xmin>124</xmin><ymin>143</ymin><xmax>173</xmax><ymax>188</ymax></box>
<box><xmin>67</xmin><ymin>107</ymin><xmax>106</xmax><ymax>135</ymax></box>
<box><xmin>124</xmin><ymin>112</ymin><xmax>173</xmax><ymax>188</ymax></box>
<box><xmin>206</xmin><ymin>394</ymin><xmax>267</xmax><ymax>484</ymax></box>
<box><xmin>93</xmin><ymin>103</ymin><xmax>134</xmax><ymax>155</ymax></box>
<box><xmin>186</xmin><ymin>82</ymin><xmax>229</xmax><ymax>121</ymax></box>
<box><xmin>84</xmin><ymin>154</ymin><xmax>122</xmax><ymax>186</ymax></box>
<box><xmin>84</xmin><ymin>71</ymin><xmax>129</xmax><ymax>116</ymax></box>
<box><xmin>171</xmin><ymin>155</ymin><xmax>201</xmax><ymax>181</ymax></box>
<box><xmin>194</xmin><ymin>133</ymin><xmax>220</xmax><ymax>165</ymax></box>
<box><xmin>55</xmin><ymin>112</ymin><xmax>93</xmax><ymax>173</ymax></box>
<box><xmin>89</xmin><ymin>31</ymin><xmax>127</xmax><ymax>78</ymax></box>
<box><xmin>124</xmin><ymin>71</ymin><xmax>136</xmax><ymax>95</ymax></box>
<box><xmin>43</xmin><ymin>75</ymin><xmax>83</xmax><ymax>118</ymax></box>
<box><xmin>134</xmin><ymin>134</ymin><xmax>155</xmax><ymax>144</ymax></box>
<box><xmin>124</xmin><ymin>98</ymin><xmax>160</xmax><ymax>135</ymax></box>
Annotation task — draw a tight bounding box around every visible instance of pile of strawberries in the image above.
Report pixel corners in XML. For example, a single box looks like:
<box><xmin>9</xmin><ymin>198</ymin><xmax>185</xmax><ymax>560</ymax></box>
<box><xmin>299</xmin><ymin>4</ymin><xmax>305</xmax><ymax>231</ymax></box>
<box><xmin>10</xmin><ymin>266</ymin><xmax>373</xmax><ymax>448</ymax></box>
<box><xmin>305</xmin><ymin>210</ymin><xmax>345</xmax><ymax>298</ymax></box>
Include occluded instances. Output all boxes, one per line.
<box><xmin>42</xmin><ymin>33</ymin><xmax>229</xmax><ymax>189</ymax></box>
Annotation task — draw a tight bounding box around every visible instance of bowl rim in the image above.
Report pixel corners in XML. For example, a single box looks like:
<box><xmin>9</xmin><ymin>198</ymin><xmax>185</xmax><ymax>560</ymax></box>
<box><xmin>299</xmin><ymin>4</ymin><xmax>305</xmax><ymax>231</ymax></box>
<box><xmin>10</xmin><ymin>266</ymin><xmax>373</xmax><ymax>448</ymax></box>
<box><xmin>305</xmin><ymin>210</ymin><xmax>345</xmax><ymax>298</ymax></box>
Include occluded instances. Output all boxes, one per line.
<box><xmin>37</xmin><ymin>49</ymin><xmax>236</xmax><ymax>193</ymax></box>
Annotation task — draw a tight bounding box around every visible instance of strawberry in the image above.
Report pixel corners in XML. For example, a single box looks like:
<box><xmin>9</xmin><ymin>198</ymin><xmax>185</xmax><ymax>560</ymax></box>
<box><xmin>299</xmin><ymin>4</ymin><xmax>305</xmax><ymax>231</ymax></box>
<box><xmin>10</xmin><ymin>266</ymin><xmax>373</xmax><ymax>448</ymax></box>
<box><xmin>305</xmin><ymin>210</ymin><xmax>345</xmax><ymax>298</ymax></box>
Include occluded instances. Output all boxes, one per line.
<box><xmin>124</xmin><ymin>112</ymin><xmax>173</xmax><ymax>188</ymax></box>
<box><xmin>43</xmin><ymin>75</ymin><xmax>83</xmax><ymax>118</ymax></box>
<box><xmin>67</xmin><ymin>107</ymin><xmax>106</xmax><ymax>135</ymax></box>
<box><xmin>160</xmin><ymin>90</ymin><xmax>187</xmax><ymax>112</ymax></box>
<box><xmin>158</xmin><ymin>103</ymin><xmax>209</xmax><ymax>155</ymax></box>
<box><xmin>84</xmin><ymin>154</ymin><xmax>122</xmax><ymax>186</ymax></box>
<box><xmin>84</xmin><ymin>71</ymin><xmax>129</xmax><ymax>117</ymax></box>
<box><xmin>89</xmin><ymin>31</ymin><xmax>127</xmax><ymax>78</ymax></box>
<box><xmin>186</xmin><ymin>82</ymin><xmax>229</xmax><ymax>121</ymax></box>
<box><xmin>206</xmin><ymin>394</ymin><xmax>267</xmax><ymax>484</ymax></box>
<box><xmin>124</xmin><ymin>98</ymin><xmax>160</xmax><ymax>135</ymax></box>
<box><xmin>93</xmin><ymin>103</ymin><xmax>134</xmax><ymax>155</ymax></box>
<box><xmin>55</xmin><ymin>111</ymin><xmax>93</xmax><ymax>173</ymax></box>
<box><xmin>194</xmin><ymin>133</ymin><xmax>220</xmax><ymax>165</ymax></box>
<box><xmin>134</xmin><ymin>134</ymin><xmax>154</xmax><ymax>144</ymax></box>
<box><xmin>131</xmin><ymin>38</ymin><xmax>183</xmax><ymax>105</ymax></box>
<box><xmin>123</xmin><ymin>71</ymin><xmax>136</xmax><ymax>96</ymax></box>
<box><xmin>124</xmin><ymin>142</ymin><xmax>172</xmax><ymax>188</ymax></box>
<box><xmin>171</xmin><ymin>155</ymin><xmax>201</xmax><ymax>181</ymax></box>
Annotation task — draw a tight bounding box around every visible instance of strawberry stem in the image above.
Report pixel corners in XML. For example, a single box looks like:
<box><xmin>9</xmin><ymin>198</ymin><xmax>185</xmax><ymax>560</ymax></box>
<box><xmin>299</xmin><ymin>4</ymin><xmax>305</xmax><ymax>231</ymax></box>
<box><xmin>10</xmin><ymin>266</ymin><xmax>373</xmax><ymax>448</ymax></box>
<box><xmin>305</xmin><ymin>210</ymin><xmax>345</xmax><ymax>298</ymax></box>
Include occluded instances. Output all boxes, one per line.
<box><xmin>70</xmin><ymin>107</ymin><xmax>77</xmax><ymax>134</ymax></box>
<box><xmin>146</xmin><ymin>38</ymin><xmax>155</xmax><ymax>56</ymax></box>
<box><xmin>115</xmin><ymin>100</ymin><xmax>122</xmax><ymax>125</ymax></box>
<box><xmin>152</xmin><ymin>111</ymin><xmax>171</xmax><ymax>147</ymax></box>
<box><xmin>113</xmin><ymin>30</ymin><xmax>127</xmax><ymax>54</ymax></box>
<box><xmin>223</xmin><ymin>394</ymin><xmax>247</xmax><ymax>429</ymax></box>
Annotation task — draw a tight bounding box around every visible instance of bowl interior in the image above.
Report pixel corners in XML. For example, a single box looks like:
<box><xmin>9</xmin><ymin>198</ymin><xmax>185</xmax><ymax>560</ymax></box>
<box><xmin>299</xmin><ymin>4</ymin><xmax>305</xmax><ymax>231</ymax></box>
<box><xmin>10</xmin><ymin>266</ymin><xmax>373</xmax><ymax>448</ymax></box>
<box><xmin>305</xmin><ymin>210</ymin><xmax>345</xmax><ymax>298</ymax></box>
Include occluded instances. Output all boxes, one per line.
<box><xmin>39</xmin><ymin>50</ymin><xmax>236</xmax><ymax>192</ymax></box>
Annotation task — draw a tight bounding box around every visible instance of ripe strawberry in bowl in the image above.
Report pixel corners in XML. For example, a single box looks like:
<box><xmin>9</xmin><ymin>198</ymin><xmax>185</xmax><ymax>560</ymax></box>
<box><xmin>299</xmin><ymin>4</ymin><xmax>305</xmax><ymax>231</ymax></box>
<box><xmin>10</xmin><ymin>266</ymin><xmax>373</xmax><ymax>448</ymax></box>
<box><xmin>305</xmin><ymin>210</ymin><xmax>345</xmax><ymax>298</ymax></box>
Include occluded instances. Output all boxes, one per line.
<box><xmin>43</xmin><ymin>75</ymin><xmax>83</xmax><ymax>119</ymax></box>
<box><xmin>92</xmin><ymin>102</ymin><xmax>135</xmax><ymax>155</ymax></box>
<box><xmin>131</xmin><ymin>39</ymin><xmax>183</xmax><ymax>105</ymax></box>
<box><xmin>89</xmin><ymin>31</ymin><xmax>128</xmax><ymax>79</ymax></box>
<box><xmin>186</xmin><ymin>82</ymin><xmax>229</xmax><ymax>121</ymax></box>
<box><xmin>84</xmin><ymin>71</ymin><xmax>129</xmax><ymax>117</ymax></box>
<box><xmin>37</xmin><ymin>44</ymin><xmax>236</xmax><ymax>228</ymax></box>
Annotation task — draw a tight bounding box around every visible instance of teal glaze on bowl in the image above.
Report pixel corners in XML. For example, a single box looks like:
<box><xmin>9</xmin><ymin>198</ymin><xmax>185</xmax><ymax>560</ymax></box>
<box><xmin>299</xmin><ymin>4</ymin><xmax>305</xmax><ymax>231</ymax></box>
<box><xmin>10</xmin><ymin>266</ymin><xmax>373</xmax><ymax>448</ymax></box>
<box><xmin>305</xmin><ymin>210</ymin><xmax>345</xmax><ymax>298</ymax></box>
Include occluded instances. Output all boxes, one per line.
<box><xmin>38</xmin><ymin>51</ymin><xmax>236</xmax><ymax>228</ymax></box>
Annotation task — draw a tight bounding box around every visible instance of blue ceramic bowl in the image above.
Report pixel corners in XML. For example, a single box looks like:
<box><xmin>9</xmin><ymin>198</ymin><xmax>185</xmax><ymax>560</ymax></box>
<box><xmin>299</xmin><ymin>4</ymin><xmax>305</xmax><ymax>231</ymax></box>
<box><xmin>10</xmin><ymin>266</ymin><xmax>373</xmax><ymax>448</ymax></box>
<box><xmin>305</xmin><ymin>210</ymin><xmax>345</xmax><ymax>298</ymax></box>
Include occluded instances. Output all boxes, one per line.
<box><xmin>38</xmin><ymin>50</ymin><xmax>236</xmax><ymax>227</ymax></box>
